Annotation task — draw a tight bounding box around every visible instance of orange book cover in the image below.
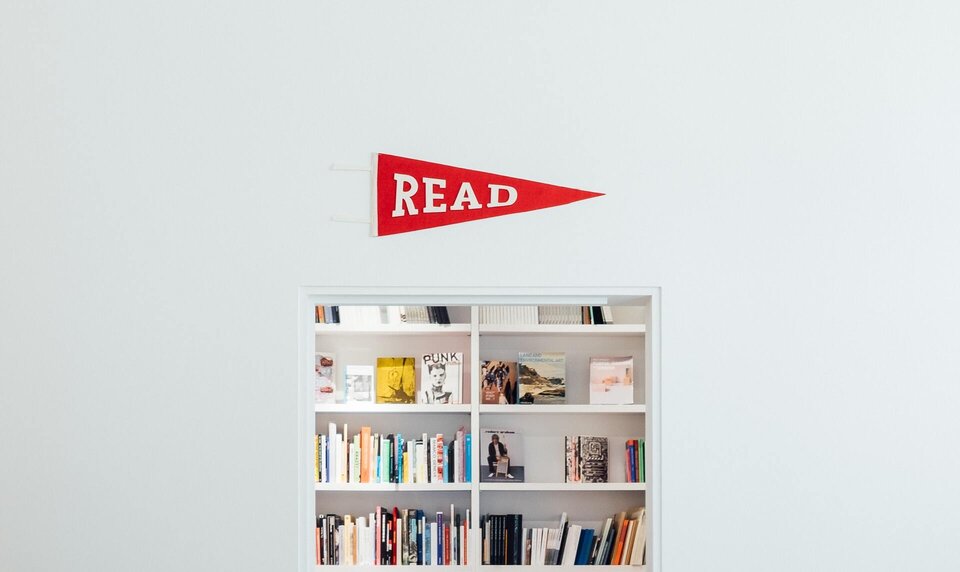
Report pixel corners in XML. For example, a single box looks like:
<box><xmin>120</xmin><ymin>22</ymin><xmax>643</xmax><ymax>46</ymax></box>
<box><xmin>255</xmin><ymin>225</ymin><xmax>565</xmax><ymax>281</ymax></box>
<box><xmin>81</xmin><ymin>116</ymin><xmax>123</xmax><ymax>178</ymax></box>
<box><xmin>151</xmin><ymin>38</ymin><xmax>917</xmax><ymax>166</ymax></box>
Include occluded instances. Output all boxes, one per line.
<box><xmin>611</xmin><ymin>512</ymin><xmax>628</xmax><ymax>564</ymax></box>
<box><xmin>360</xmin><ymin>426</ymin><xmax>371</xmax><ymax>482</ymax></box>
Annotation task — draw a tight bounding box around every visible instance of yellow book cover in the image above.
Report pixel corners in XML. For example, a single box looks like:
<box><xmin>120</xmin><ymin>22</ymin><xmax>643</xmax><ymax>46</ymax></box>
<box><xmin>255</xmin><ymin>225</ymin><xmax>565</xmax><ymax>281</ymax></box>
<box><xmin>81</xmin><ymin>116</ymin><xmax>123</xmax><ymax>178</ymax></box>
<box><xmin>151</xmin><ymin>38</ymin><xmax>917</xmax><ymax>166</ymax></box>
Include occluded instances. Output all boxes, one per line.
<box><xmin>376</xmin><ymin>357</ymin><xmax>417</xmax><ymax>404</ymax></box>
<box><xmin>314</xmin><ymin>435</ymin><xmax>319</xmax><ymax>482</ymax></box>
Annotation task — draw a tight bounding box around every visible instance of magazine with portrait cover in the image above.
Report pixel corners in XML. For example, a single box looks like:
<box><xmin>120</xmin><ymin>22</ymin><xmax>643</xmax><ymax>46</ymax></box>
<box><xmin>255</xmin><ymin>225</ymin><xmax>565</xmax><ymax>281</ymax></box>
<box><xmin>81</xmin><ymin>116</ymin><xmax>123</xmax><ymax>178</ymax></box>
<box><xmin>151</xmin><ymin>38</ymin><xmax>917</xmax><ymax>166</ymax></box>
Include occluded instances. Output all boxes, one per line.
<box><xmin>589</xmin><ymin>356</ymin><xmax>635</xmax><ymax>405</ymax></box>
<box><xmin>315</xmin><ymin>352</ymin><xmax>336</xmax><ymax>404</ymax></box>
<box><xmin>375</xmin><ymin>357</ymin><xmax>417</xmax><ymax>404</ymax></box>
<box><xmin>480</xmin><ymin>428</ymin><xmax>524</xmax><ymax>482</ymax></box>
<box><xmin>344</xmin><ymin>364</ymin><xmax>374</xmax><ymax>403</ymax></box>
<box><xmin>517</xmin><ymin>352</ymin><xmax>566</xmax><ymax>404</ymax></box>
<box><xmin>419</xmin><ymin>352</ymin><xmax>463</xmax><ymax>404</ymax></box>
<box><xmin>480</xmin><ymin>360</ymin><xmax>518</xmax><ymax>404</ymax></box>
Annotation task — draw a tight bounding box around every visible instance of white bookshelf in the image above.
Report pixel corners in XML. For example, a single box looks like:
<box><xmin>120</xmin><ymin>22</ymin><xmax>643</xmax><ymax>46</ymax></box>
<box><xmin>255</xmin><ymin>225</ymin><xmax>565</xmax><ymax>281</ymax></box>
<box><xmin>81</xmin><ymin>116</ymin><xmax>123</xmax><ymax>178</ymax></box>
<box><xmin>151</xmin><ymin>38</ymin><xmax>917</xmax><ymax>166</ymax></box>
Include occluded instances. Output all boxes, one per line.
<box><xmin>300</xmin><ymin>288</ymin><xmax>659</xmax><ymax>572</ymax></box>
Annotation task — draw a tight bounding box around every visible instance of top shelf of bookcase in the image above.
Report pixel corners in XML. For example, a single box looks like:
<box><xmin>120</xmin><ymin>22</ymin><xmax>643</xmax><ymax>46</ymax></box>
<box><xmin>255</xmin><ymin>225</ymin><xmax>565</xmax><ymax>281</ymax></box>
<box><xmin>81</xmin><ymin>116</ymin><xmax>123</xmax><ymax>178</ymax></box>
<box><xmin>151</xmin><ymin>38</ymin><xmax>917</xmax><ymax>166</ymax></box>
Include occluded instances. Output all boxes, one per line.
<box><xmin>479</xmin><ymin>324</ymin><xmax>646</xmax><ymax>336</ymax></box>
<box><xmin>315</xmin><ymin>323</ymin><xmax>471</xmax><ymax>336</ymax></box>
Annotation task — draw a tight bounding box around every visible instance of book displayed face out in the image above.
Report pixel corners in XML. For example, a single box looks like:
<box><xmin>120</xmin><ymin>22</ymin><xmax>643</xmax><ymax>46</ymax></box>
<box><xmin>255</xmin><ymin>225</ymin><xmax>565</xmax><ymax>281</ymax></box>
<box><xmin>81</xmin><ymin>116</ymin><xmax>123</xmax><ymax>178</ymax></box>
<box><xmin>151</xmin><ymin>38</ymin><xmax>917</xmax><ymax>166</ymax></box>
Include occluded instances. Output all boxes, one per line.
<box><xmin>518</xmin><ymin>352</ymin><xmax>566</xmax><ymax>405</ymax></box>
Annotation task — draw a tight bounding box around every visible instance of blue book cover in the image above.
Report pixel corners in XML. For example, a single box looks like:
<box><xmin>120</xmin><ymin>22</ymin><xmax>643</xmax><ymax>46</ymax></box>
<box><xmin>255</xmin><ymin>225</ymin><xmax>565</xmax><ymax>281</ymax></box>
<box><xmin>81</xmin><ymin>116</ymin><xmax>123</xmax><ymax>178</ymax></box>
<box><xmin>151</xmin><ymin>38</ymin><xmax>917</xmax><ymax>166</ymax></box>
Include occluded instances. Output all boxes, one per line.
<box><xmin>437</xmin><ymin>512</ymin><xmax>444</xmax><ymax>564</ymax></box>
<box><xmin>416</xmin><ymin>510</ymin><xmax>424</xmax><ymax>564</ymax></box>
<box><xmin>425</xmin><ymin>521</ymin><xmax>431</xmax><ymax>565</ymax></box>
<box><xmin>443</xmin><ymin>444</ymin><xmax>450</xmax><ymax>483</ymax></box>
<box><xmin>465</xmin><ymin>433</ymin><xmax>472</xmax><ymax>482</ymax></box>
<box><xmin>396</xmin><ymin>434</ymin><xmax>404</xmax><ymax>484</ymax></box>
<box><xmin>575</xmin><ymin>529</ymin><xmax>595</xmax><ymax>565</ymax></box>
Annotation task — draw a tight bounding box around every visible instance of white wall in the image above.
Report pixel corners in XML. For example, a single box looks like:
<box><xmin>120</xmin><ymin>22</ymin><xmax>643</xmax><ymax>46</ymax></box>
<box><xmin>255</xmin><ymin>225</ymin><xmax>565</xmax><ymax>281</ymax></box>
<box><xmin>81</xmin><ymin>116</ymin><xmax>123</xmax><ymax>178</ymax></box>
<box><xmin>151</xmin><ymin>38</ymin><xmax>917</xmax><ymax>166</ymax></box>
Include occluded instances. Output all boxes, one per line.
<box><xmin>2</xmin><ymin>1</ymin><xmax>959</xmax><ymax>571</ymax></box>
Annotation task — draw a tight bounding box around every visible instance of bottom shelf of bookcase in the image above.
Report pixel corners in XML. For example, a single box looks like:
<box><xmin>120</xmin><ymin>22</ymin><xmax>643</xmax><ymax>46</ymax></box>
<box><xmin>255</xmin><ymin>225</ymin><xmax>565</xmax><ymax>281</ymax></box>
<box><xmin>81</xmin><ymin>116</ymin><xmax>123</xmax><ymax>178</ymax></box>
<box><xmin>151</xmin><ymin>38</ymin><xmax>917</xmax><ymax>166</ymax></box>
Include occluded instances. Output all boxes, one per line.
<box><xmin>316</xmin><ymin>564</ymin><xmax>647</xmax><ymax>572</ymax></box>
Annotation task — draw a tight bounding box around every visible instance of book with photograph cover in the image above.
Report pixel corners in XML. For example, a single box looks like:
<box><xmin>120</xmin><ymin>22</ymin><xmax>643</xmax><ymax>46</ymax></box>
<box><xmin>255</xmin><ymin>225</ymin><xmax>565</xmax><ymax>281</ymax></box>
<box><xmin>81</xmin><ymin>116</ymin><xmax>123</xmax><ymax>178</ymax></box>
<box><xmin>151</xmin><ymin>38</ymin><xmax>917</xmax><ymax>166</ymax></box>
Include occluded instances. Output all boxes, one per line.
<box><xmin>315</xmin><ymin>352</ymin><xmax>336</xmax><ymax>404</ymax></box>
<box><xmin>479</xmin><ymin>429</ymin><xmax>524</xmax><ymax>482</ymax></box>
<box><xmin>420</xmin><ymin>353</ymin><xmax>463</xmax><ymax>404</ymax></box>
<box><xmin>517</xmin><ymin>352</ymin><xmax>565</xmax><ymax>404</ymax></box>
<box><xmin>481</xmin><ymin>360</ymin><xmax>518</xmax><ymax>404</ymax></box>
<box><xmin>589</xmin><ymin>356</ymin><xmax>635</xmax><ymax>405</ymax></box>
<box><xmin>376</xmin><ymin>357</ymin><xmax>417</xmax><ymax>404</ymax></box>
<box><xmin>344</xmin><ymin>364</ymin><xmax>374</xmax><ymax>403</ymax></box>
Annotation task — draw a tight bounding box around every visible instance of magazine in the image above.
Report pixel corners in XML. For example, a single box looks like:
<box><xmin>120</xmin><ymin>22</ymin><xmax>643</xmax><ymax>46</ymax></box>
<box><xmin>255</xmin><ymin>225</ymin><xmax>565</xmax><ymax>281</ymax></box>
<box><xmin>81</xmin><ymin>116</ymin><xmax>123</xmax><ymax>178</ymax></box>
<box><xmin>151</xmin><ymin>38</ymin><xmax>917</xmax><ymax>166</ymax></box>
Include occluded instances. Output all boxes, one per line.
<box><xmin>518</xmin><ymin>352</ymin><xmax>566</xmax><ymax>404</ymax></box>
<box><xmin>315</xmin><ymin>352</ymin><xmax>336</xmax><ymax>404</ymax></box>
<box><xmin>480</xmin><ymin>428</ymin><xmax>524</xmax><ymax>482</ymax></box>
<box><xmin>481</xmin><ymin>360</ymin><xmax>518</xmax><ymax>404</ymax></box>
<box><xmin>376</xmin><ymin>357</ymin><xmax>417</xmax><ymax>404</ymax></box>
<box><xmin>589</xmin><ymin>356</ymin><xmax>635</xmax><ymax>405</ymax></box>
<box><xmin>420</xmin><ymin>352</ymin><xmax>463</xmax><ymax>404</ymax></box>
<box><xmin>344</xmin><ymin>364</ymin><xmax>374</xmax><ymax>403</ymax></box>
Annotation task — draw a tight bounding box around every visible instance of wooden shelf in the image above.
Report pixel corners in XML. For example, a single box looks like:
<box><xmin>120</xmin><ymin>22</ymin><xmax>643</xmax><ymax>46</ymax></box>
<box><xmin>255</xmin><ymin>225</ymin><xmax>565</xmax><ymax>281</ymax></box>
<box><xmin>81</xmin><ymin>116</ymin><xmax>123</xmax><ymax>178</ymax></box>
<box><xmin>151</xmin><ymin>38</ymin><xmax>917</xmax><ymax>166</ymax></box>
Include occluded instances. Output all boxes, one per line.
<box><xmin>316</xmin><ymin>404</ymin><xmax>471</xmax><ymax>414</ymax></box>
<box><xmin>479</xmin><ymin>404</ymin><xmax>646</xmax><ymax>414</ymax></box>
<box><xmin>315</xmin><ymin>323</ymin><xmax>470</xmax><ymax>336</ymax></box>
<box><xmin>315</xmin><ymin>482</ymin><xmax>472</xmax><ymax>492</ymax></box>
<box><xmin>480</xmin><ymin>482</ymin><xmax>646</xmax><ymax>492</ymax></box>
<box><xmin>479</xmin><ymin>324</ymin><xmax>645</xmax><ymax>336</ymax></box>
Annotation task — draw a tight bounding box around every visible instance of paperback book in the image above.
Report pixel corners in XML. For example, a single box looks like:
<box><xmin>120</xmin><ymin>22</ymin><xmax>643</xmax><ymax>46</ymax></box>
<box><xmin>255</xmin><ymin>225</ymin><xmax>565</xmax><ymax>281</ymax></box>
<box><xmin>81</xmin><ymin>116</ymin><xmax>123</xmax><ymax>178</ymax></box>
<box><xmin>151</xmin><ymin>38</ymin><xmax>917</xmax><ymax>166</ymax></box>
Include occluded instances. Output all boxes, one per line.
<box><xmin>420</xmin><ymin>352</ymin><xmax>463</xmax><ymax>404</ymax></box>
<box><xmin>481</xmin><ymin>360</ymin><xmax>518</xmax><ymax>404</ymax></box>
<box><xmin>480</xmin><ymin>429</ymin><xmax>524</xmax><ymax>482</ymax></box>
<box><xmin>376</xmin><ymin>357</ymin><xmax>417</xmax><ymax>404</ymax></box>
<box><xmin>315</xmin><ymin>352</ymin><xmax>336</xmax><ymax>404</ymax></box>
<box><xmin>344</xmin><ymin>364</ymin><xmax>374</xmax><ymax>403</ymax></box>
<box><xmin>518</xmin><ymin>352</ymin><xmax>566</xmax><ymax>404</ymax></box>
<box><xmin>589</xmin><ymin>356</ymin><xmax>635</xmax><ymax>405</ymax></box>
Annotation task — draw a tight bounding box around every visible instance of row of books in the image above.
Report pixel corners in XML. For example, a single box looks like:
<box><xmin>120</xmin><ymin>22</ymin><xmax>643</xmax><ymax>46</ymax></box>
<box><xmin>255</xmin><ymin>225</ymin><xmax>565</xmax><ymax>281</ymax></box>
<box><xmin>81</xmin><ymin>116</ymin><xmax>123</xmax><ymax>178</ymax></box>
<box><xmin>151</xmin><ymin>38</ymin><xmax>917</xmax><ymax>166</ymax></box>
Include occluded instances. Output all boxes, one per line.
<box><xmin>316</xmin><ymin>505</ymin><xmax>469</xmax><ymax>566</ymax></box>
<box><xmin>315</xmin><ymin>424</ymin><xmax>471</xmax><ymax>484</ymax></box>
<box><xmin>316</xmin><ymin>306</ymin><xmax>452</xmax><ymax>325</ymax></box>
<box><xmin>479</xmin><ymin>305</ymin><xmax>615</xmax><ymax>325</ymax></box>
<box><xmin>625</xmin><ymin>439</ymin><xmax>646</xmax><ymax>483</ymax></box>
<box><xmin>481</xmin><ymin>509</ymin><xmax>646</xmax><ymax>566</ymax></box>
<box><xmin>316</xmin><ymin>353</ymin><xmax>464</xmax><ymax>405</ymax></box>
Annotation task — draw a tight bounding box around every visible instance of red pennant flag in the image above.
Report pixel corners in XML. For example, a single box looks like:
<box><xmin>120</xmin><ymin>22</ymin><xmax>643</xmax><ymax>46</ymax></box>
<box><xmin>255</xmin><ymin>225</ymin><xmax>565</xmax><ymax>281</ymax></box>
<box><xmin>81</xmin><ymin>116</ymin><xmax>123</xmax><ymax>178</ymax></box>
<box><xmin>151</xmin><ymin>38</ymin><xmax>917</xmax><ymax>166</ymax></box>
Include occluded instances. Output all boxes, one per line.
<box><xmin>373</xmin><ymin>153</ymin><xmax>604</xmax><ymax>236</ymax></box>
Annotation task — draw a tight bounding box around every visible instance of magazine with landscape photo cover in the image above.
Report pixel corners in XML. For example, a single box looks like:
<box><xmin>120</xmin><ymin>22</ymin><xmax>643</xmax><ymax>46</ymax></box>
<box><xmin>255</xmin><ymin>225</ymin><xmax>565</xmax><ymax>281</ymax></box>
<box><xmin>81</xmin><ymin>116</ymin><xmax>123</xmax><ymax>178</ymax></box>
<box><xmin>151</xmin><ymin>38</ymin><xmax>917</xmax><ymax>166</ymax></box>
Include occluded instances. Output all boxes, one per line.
<box><xmin>480</xmin><ymin>360</ymin><xmax>518</xmax><ymax>404</ymax></box>
<box><xmin>419</xmin><ymin>352</ymin><xmax>463</xmax><ymax>404</ymax></box>
<box><xmin>517</xmin><ymin>352</ymin><xmax>566</xmax><ymax>404</ymax></box>
<box><xmin>589</xmin><ymin>356</ymin><xmax>635</xmax><ymax>405</ymax></box>
<box><xmin>375</xmin><ymin>357</ymin><xmax>417</xmax><ymax>404</ymax></box>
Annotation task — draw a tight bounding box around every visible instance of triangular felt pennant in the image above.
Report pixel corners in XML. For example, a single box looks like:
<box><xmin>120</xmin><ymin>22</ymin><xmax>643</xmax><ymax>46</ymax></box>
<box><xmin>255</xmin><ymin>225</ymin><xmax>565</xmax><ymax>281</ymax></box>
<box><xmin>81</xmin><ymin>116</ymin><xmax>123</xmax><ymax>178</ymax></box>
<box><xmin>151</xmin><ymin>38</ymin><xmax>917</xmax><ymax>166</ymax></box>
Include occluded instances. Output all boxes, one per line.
<box><xmin>373</xmin><ymin>153</ymin><xmax>604</xmax><ymax>236</ymax></box>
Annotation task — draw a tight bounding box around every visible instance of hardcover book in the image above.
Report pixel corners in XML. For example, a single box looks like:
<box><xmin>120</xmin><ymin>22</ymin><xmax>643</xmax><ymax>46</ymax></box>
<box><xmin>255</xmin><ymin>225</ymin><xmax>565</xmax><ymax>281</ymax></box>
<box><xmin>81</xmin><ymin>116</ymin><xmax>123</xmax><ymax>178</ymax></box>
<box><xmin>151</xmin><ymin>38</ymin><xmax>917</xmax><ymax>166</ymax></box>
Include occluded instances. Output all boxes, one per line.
<box><xmin>375</xmin><ymin>357</ymin><xmax>417</xmax><ymax>404</ymax></box>
<box><xmin>481</xmin><ymin>360</ymin><xmax>518</xmax><ymax>404</ymax></box>
<box><xmin>518</xmin><ymin>352</ymin><xmax>565</xmax><ymax>404</ymax></box>
<box><xmin>480</xmin><ymin>429</ymin><xmax>524</xmax><ymax>482</ymax></box>
<box><xmin>344</xmin><ymin>364</ymin><xmax>374</xmax><ymax>403</ymax></box>
<box><xmin>315</xmin><ymin>352</ymin><xmax>336</xmax><ymax>404</ymax></box>
<box><xmin>420</xmin><ymin>352</ymin><xmax>463</xmax><ymax>404</ymax></box>
<box><xmin>577</xmin><ymin>435</ymin><xmax>609</xmax><ymax>483</ymax></box>
<box><xmin>589</xmin><ymin>356</ymin><xmax>635</xmax><ymax>405</ymax></box>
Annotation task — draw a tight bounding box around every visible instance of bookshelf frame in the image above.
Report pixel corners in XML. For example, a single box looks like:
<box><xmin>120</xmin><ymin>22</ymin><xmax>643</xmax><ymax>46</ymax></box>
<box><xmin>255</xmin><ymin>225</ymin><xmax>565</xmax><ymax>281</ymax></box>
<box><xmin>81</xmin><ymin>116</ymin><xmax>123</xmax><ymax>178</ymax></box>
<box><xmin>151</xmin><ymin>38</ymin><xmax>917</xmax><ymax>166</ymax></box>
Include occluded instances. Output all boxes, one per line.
<box><xmin>298</xmin><ymin>287</ymin><xmax>661</xmax><ymax>572</ymax></box>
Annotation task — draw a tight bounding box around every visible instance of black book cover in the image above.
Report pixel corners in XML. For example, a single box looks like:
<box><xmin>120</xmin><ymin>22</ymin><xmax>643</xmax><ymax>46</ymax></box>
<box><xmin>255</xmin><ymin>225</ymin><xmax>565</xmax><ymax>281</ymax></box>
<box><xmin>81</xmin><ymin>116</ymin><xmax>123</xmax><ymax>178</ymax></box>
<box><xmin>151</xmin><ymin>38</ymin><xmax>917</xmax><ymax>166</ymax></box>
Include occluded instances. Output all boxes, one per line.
<box><xmin>505</xmin><ymin>515</ymin><xmax>514</xmax><ymax>565</ymax></box>
<box><xmin>556</xmin><ymin>521</ymin><xmax>570</xmax><ymax>565</ymax></box>
<box><xmin>331</xmin><ymin>305</ymin><xmax>340</xmax><ymax>323</ymax></box>
<box><xmin>588</xmin><ymin>535</ymin><xmax>601</xmax><ymax>565</ymax></box>
<box><xmin>513</xmin><ymin>514</ymin><xmax>523</xmax><ymax>565</ymax></box>
<box><xmin>387</xmin><ymin>434</ymin><xmax>395</xmax><ymax>483</ymax></box>
<box><xmin>591</xmin><ymin>306</ymin><xmax>604</xmax><ymax>324</ymax></box>
<box><xmin>438</xmin><ymin>306</ymin><xmax>450</xmax><ymax>324</ymax></box>
<box><xmin>454</xmin><ymin>513</ymin><xmax>461</xmax><ymax>564</ymax></box>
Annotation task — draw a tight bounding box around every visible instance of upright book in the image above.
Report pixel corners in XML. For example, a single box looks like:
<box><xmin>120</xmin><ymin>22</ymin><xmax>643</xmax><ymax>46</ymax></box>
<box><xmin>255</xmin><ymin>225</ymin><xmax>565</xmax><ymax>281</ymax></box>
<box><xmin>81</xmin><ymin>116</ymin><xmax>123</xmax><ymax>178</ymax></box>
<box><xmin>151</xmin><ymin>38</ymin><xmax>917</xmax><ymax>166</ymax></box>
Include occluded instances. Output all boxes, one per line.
<box><xmin>589</xmin><ymin>356</ymin><xmax>635</xmax><ymax>405</ymax></box>
<box><xmin>376</xmin><ymin>357</ymin><xmax>417</xmax><ymax>404</ymax></box>
<box><xmin>481</xmin><ymin>360</ymin><xmax>518</xmax><ymax>404</ymax></box>
<box><xmin>518</xmin><ymin>352</ymin><xmax>565</xmax><ymax>404</ymax></box>
<box><xmin>420</xmin><ymin>352</ymin><xmax>463</xmax><ymax>404</ymax></box>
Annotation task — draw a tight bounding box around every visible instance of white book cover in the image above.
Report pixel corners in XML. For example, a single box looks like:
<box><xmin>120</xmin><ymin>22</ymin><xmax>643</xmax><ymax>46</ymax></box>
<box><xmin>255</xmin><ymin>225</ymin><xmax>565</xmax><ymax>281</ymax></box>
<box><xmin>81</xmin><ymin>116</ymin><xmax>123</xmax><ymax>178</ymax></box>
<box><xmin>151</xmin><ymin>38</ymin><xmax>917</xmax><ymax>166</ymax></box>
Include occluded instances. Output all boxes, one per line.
<box><xmin>562</xmin><ymin>524</ymin><xmax>581</xmax><ymax>565</ymax></box>
<box><xmin>589</xmin><ymin>356</ymin><xmax>635</xmax><ymax>404</ymax></box>
<box><xmin>420</xmin><ymin>352</ymin><xmax>463</xmax><ymax>404</ymax></box>
<box><xmin>344</xmin><ymin>364</ymin><xmax>374</xmax><ymax>403</ymax></box>
<box><xmin>314</xmin><ymin>352</ymin><xmax>336</xmax><ymax>404</ymax></box>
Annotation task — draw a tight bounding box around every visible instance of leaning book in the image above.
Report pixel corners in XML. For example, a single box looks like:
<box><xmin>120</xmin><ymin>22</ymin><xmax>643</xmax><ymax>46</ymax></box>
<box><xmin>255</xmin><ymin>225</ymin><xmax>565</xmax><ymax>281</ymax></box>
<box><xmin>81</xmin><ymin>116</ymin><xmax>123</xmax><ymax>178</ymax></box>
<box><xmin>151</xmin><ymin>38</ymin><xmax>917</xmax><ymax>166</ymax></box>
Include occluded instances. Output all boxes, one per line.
<box><xmin>518</xmin><ymin>352</ymin><xmax>565</xmax><ymax>404</ymax></box>
<box><xmin>420</xmin><ymin>352</ymin><xmax>463</xmax><ymax>404</ymax></box>
<box><xmin>315</xmin><ymin>352</ymin><xmax>336</xmax><ymax>404</ymax></box>
<box><xmin>589</xmin><ymin>356</ymin><xmax>635</xmax><ymax>405</ymax></box>
<box><xmin>481</xmin><ymin>360</ymin><xmax>518</xmax><ymax>404</ymax></box>
<box><xmin>344</xmin><ymin>364</ymin><xmax>374</xmax><ymax>403</ymax></box>
<box><xmin>376</xmin><ymin>357</ymin><xmax>417</xmax><ymax>404</ymax></box>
